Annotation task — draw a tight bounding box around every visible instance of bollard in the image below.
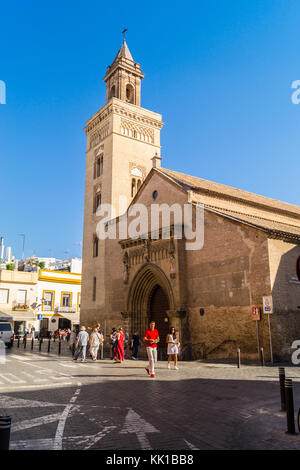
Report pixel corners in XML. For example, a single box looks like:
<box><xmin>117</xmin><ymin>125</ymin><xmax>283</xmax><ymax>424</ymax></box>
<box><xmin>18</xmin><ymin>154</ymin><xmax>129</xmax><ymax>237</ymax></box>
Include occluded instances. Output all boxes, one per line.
<box><xmin>237</xmin><ymin>348</ymin><xmax>241</xmax><ymax>368</ymax></box>
<box><xmin>23</xmin><ymin>337</ymin><xmax>27</xmax><ymax>349</ymax></box>
<box><xmin>48</xmin><ymin>339</ymin><xmax>51</xmax><ymax>353</ymax></box>
<box><xmin>285</xmin><ymin>378</ymin><xmax>296</xmax><ymax>435</ymax></box>
<box><xmin>39</xmin><ymin>339</ymin><xmax>42</xmax><ymax>352</ymax></box>
<box><xmin>17</xmin><ymin>337</ymin><xmax>20</xmax><ymax>348</ymax></box>
<box><xmin>100</xmin><ymin>343</ymin><xmax>104</xmax><ymax>360</ymax></box>
<box><xmin>58</xmin><ymin>341</ymin><xmax>61</xmax><ymax>355</ymax></box>
<box><xmin>279</xmin><ymin>367</ymin><xmax>286</xmax><ymax>412</ymax></box>
<box><xmin>31</xmin><ymin>338</ymin><xmax>34</xmax><ymax>350</ymax></box>
<box><xmin>260</xmin><ymin>347</ymin><xmax>265</xmax><ymax>367</ymax></box>
<box><xmin>72</xmin><ymin>343</ymin><xmax>75</xmax><ymax>357</ymax></box>
<box><xmin>0</xmin><ymin>416</ymin><xmax>11</xmax><ymax>450</ymax></box>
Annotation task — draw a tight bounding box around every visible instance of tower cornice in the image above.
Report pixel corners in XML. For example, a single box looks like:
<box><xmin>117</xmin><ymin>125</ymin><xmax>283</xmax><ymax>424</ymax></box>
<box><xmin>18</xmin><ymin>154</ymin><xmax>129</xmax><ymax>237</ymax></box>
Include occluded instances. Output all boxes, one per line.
<box><xmin>84</xmin><ymin>98</ymin><xmax>163</xmax><ymax>136</ymax></box>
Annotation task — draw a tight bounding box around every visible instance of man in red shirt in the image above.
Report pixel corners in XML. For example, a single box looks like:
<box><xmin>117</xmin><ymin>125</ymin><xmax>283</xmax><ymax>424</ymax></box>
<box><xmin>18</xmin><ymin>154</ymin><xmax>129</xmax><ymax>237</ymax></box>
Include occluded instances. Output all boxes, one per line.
<box><xmin>144</xmin><ymin>321</ymin><xmax>160</xmax><ymax>378</ymax></box>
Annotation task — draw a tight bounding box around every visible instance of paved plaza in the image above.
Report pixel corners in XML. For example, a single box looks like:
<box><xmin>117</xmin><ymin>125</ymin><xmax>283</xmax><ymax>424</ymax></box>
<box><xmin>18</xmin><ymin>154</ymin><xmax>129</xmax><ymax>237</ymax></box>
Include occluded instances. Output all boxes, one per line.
<box><xmin>1</xmin><ymin>342</ymin><xmax>300</xmax><ymax>450</ymax></box>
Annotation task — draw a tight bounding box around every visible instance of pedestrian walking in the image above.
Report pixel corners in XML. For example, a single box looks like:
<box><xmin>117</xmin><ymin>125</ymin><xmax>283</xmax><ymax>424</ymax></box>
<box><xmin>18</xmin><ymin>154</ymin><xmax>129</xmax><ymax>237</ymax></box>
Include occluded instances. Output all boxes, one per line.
<box><xmin>66</xmin><ymin>328</ymin><xmax>71</xmax><ymax>342</ymax></box>
<box><xmin>69</xmin><ymin>328</ymin><xmax>77</xmax><ymax>351</ymax></box>
<box><xmin>144</xmin><ymin>321</ymin><xmax>160</xmax><ymax>378</ymax></box>
<box><xmin>110</xmin><ymin>328</ymin><xmax>118</xmax><ymax>360</ymax></box>
<box><xmin>124</xmin><ymin>331</ymin><xmax>129</xmax><ymax>358</ymax></box>
<box><xmin>131</xmin><ymin>331</ymin><xmax>140</xmax><ymax>360</ymax></box>
<box><xmin>30</xmin><ymin>326</ymin><xmax>35</xmax><ymax>340</ymax></box>
<box><xmin>166</xmin><ymin>326</ymin><xmax>180</xmax><ymax>370</ymax></box>
<box><xmin>114</xmin><ymin>327</ymin><xmax>125</xmax><ymax>363</ymax></box>
<box><xmin>23</xmin><ymin>327</ymin><xmax>28</xmax><ymax>343</ymax></box>
<box><xmin>96</xmin><ymin>324</ymin><xmax>104</xmax><ymax>359</ymax></box>
<box><xmin>89</xmin><ymin>328</ymin><xmax>101</xmax><ymax>361</ymax></box>
<box><xmin>73</xmin><ymin>326</ymin><xmax>89</xmax><ymax>362</ymax></box>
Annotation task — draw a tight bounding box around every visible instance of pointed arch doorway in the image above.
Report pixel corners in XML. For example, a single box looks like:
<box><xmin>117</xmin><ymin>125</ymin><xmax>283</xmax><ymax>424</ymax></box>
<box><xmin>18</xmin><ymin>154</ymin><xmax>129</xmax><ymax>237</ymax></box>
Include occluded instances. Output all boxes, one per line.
<box><xmin>127</xmin><ymin>263</ymin><xmax>174</xmax><ymax>359</ymax></box>
<box><xmin>149</xmin><ymin>285</ymin><xmax>170</xmax><ymax>360</ymax></box>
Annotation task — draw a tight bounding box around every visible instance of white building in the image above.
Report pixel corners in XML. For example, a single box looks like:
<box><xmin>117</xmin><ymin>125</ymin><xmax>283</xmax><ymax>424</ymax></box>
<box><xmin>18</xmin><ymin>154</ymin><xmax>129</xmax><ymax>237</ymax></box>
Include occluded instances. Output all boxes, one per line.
<box><xmin>36</xmin><ymin>269</ymin><xmax>81</xmax><ymax>334</ymax></box>
<box><xmin>0</xmin><ymin>270</ymin><xmax>38</xmax><ymax>334</ymax></box>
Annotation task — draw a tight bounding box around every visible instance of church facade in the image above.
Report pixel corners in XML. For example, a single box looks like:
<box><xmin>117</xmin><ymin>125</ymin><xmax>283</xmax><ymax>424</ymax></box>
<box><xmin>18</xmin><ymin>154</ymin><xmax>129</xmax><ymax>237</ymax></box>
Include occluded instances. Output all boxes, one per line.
<box><xmin>81</xmin><ymin>39</ymin><xmax>300</xmax><ymax>361</ymax></box>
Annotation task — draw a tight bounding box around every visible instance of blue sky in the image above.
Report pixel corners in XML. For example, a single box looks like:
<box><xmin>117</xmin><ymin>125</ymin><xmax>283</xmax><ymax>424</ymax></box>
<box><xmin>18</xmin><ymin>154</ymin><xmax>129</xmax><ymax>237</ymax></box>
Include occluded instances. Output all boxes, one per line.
<box><xmin>1</xmin><ymin>0</ymin><xmax>300</xmax><ymax>259</ymax></box>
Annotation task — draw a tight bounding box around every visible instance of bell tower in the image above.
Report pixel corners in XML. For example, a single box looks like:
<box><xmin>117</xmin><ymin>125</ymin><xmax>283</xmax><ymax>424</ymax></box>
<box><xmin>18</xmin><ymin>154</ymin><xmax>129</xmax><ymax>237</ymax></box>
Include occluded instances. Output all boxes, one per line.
<box><xmin>103</xmin><ymin>34</ymin><xmax>144</xmax><ymax>106</ymax></box>
<box><xmin>81</xmin><ymin>34</ymin><xmax>164</xmax><ymax>325</ymax></box>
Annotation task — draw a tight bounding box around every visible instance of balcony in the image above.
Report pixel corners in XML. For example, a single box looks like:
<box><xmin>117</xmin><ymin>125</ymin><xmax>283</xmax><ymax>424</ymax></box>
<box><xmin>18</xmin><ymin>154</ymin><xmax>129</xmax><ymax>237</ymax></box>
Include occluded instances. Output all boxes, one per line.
<box><xmin>12</xmin><ymin>303</ymin><xmax>32</xmax><ymax>311</ymax></box>
<box><xmin>55</xmin><ymin>306</ymin><xmax>77</xmax><ymax>314</ymax></box>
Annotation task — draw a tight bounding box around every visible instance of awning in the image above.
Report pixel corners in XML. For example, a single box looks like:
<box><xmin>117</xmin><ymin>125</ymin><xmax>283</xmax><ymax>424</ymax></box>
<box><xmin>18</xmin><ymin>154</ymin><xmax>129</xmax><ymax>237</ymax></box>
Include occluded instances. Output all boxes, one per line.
<box><xmin>53</xmin><ymin>312</ymin><xmax>80</xmax><ymax>324</ymax></box>
<box><xmin>0</xmin><ymin>311</ymin><xmax>36</xmax><ymax>321</ymax></box>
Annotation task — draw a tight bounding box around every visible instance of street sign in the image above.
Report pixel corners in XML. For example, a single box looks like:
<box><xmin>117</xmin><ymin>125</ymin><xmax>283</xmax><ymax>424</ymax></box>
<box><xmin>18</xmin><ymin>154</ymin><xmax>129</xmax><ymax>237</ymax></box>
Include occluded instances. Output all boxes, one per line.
<box><xmin>263</xmin><ymin>296</ymin><xmax>273</xmax><ymax>314</ymax></box>
<box><xmin>37</xmin><ymin>314</ymin><xmax>43</xmax><ymax>320</ymax></box>
<box><xmin>252</xmin><ymin>307</ymin><xmax>261</xmax><ymax>321</ymax></box>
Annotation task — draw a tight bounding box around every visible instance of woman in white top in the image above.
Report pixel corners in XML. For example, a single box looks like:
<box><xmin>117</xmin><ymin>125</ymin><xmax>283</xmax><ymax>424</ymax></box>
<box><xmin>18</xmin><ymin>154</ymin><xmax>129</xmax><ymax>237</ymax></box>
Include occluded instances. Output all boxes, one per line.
<box><xmin>89</xmin><ymin>328</ymin><xmax>101</xmax><ymax>361</ymax></box>
<box><xmin>166</xmin><ymin>326</ymin><xmax>180</xmax><ymax>370</ymax></box>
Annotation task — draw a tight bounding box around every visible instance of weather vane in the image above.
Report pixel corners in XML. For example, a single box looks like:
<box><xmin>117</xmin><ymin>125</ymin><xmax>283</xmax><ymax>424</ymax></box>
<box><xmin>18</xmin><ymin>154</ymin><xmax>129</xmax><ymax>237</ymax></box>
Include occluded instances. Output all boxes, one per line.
<box><xmin>122</xmin><ymin>28</ymin><xmax>128</xmax><ymax>41</ymax></box>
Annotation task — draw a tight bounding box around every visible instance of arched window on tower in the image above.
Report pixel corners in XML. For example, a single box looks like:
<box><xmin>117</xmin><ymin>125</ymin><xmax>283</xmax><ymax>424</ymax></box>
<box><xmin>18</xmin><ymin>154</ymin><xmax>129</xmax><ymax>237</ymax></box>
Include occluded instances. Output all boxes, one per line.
<box><xmin>93</xmin><ymin>236</ymin><xmax>99</xmax><ymax>257</ymax></box>
<box><xmin>131</xmin><ymin>178</ymin><xmax>136</xmax><ymax>197</ymax></box>
<box><xmin>137</xmin><ymin>179</ymin><xmax>142</xmax><ymax>192</ymax></box>
<box><xmin>110</xmin><ymin>85</ymin><xmax>116</xmax><ymax>99</ymax></box>
<box><xmin>94</xmin><ymin>191</ymin><xmax>101</xmax><ymax>213</ymax></box>
<box><xmin>96</xmin><ymin>156</ymin><xmax>103</xmax><ymax>177</ymax></box>
<box><xmin>126</xmin><ymin>84</ymin><xmax>134</xmax><ymax>104</ymax></box>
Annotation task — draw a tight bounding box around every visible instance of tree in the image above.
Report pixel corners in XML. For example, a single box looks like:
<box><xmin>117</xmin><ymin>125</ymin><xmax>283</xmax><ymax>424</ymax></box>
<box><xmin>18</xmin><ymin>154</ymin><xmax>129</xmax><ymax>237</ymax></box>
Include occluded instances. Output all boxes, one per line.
<box><xmin>6</xmin><ymin>263</ymin><xmax>14</xmax><ymax>270</ymax></box>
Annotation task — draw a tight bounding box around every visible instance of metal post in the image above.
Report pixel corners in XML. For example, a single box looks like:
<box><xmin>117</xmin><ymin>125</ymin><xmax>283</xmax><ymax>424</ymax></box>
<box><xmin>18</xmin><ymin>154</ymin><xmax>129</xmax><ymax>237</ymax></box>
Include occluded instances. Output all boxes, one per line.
<box><xmin>39</xmin><ymin>339</ymin><xmax>42</xmax><ymax>351</ymax></box>
<box><xmin>256</xmin><ymin>320</ymin><xmax>260</xmax><ymax>361</ymax></box>
<box><xmin>0</xmin><ymin>416</ymin><xmax>11</xmax><ymax>450</ymax></box>
<box><xmin>23</xmin><ymin>337</ymin><xmax>26</xmax><ymax>349</ymax></box>
<box><xmin>237</xmin><ymin>348</ymin><xmax>241</xmax><ymax>368</ymax></box>
<box><xmin>260</xmin><ymin>347</ymin><xmax>265</xmax><ymax>367</ymax></box>
<box><xmin>31</xmin><ymin>338</ymin><xmax>34</xmax><ymax>350</ymax></box>
<box><xmin>267</xmin><ymin>313</ymin><xmax>273</xmax><ymax>364</ymax></box>
<box><xmin>279</xmin><ymin>367</ymin><xmax>286</xmax><ymax>412</ymax></box>
<box><xmin>58</xmin><ymin>341</ymin><xmax>61</xmax><ymax>355</ymax></box>
<box><xmin>48</xmin><ymin>339</ymin><xmax>51</xmax><ymax>353</ymax></box>
<box><xmin>285</xmin><ymin>378</ymin><xmax>296</xmax><ymax>435</ymax></box>
<box><xmin>17</xmin><ymin>337</ymin><xmax>20</xmax><ymax>348</ymax></box>
<box><xmin>72</xmin><ymin>343</ymin><xmax>75</xmax><ymax>357</ymax></box>
<box><xmin>101</xmin><ymin>342</ymin><xmax>104</xmax><ymax>360</ymax></box>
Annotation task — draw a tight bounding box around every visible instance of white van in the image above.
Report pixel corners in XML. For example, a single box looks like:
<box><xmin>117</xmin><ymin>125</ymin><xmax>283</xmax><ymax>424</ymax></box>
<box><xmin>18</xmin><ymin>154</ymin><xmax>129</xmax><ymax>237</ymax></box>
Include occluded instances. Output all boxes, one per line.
<box><xmin>0</xmin><ymin>322</ymin><xmax>14</xmax><ymax>348</ymax></box>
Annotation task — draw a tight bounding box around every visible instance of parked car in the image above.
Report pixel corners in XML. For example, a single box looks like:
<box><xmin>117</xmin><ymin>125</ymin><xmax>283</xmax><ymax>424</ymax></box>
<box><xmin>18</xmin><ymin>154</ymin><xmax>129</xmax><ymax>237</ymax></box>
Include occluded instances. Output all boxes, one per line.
<box><xmin>0</xmin><ymin>322</ymin><xmax>14</xmax><ymax>348</ymax></box>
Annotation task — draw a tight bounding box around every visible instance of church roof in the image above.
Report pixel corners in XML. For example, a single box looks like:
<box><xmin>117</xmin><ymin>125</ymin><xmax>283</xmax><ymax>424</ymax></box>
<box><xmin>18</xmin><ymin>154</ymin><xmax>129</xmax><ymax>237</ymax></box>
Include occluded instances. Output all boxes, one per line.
<box><xmin>160</xmin><ymin>168</ymin><xmax>300</xmax><ymax>217</ymax></box>
<box><xmin>205</xmin><ymin>207</ymin><xmax>300</xmax><ymax>242</ymax></box>
<box><xmin>158</xmin><ymin>168</ymin><xmax>300</xmax><ymax>242</ymax></box>
<box><xmin>113</xmin><ymin>40</ymin><xmax>134</xmax><ymax>63</ymax></box>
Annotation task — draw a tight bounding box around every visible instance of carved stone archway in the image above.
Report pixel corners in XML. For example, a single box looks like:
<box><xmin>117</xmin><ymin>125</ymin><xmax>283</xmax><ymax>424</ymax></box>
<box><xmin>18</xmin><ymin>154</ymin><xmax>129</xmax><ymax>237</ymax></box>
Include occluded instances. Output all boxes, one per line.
<box><xmin>127</xmin><ymin>263</ymin><xmax>175</xmax><ymax>341</ymax></box>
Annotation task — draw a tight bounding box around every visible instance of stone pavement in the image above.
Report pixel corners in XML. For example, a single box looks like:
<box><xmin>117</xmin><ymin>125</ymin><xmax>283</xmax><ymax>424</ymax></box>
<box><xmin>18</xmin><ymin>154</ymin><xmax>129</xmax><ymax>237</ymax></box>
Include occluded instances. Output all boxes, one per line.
<box><xmin>1</xmin><ymin>344</ymin><xmax>300</xmax><ymax>450</ymax></box>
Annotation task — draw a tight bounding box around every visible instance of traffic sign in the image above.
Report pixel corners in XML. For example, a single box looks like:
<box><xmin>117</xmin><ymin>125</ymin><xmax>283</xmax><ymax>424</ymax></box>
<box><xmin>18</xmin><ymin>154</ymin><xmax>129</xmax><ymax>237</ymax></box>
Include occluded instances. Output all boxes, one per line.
<box><xmin>37</xmin><ymin>314</ymin><xmax>43</xmax><ymax>320</ymax></box>
<box><xmin>263</xmin><ymin>296</ymin><xmax>273</xmax><ymax>314</ymax></box>
<box><xmin>252</xmin><ymin>307</ymin><xmax>261</xmax><ymax>321</ymax></box>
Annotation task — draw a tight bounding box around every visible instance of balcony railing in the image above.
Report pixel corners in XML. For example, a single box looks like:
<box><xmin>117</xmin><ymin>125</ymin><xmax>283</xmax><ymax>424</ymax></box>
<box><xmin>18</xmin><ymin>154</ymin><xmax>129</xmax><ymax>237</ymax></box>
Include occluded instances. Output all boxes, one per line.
<box><xmin>12</xmin><ymin>304</ymin><xmax>31</xmax><ymax>311</ymax></box>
